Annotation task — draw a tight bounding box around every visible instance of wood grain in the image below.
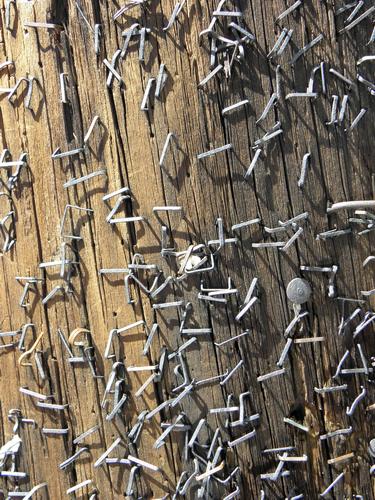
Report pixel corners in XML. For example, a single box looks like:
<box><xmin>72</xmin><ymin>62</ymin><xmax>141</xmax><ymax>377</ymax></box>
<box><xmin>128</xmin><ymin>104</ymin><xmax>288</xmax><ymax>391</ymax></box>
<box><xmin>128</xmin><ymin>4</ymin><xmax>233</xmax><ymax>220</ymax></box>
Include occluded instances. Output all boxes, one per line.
<box><xmin>0</xmin><ymin>0</ymin><xmax>374</xmax><ymax>498</ymax></box>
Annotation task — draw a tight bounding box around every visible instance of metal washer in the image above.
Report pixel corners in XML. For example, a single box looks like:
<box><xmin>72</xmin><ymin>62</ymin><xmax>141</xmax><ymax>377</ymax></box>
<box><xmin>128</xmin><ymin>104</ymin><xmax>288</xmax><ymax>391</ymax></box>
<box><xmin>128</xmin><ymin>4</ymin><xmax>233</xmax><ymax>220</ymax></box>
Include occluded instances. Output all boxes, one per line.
<box><xmin>286</xmin><ymin>278</ymin><xmax>312</xmax><ymax>305</ymax></box>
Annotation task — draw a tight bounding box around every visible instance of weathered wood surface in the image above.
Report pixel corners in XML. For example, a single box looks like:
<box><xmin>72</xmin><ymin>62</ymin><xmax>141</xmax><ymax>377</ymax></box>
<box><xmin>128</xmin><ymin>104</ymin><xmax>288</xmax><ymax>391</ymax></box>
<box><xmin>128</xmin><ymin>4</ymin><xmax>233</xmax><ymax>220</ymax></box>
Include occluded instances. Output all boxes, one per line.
<box><xmin>0</xmin><ymin>0</ymin><xmax>375</xmax><ymax>498</ymax></box>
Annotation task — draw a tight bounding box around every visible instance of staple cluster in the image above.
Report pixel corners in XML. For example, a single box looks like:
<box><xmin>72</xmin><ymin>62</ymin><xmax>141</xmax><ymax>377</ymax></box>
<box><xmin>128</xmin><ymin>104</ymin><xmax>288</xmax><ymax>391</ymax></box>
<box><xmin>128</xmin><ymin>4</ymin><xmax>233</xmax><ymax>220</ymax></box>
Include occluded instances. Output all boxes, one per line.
<box><xmin>0</xmin><ymin>0</ymin><xmax>375</xmax><ymax>499</ymax></box>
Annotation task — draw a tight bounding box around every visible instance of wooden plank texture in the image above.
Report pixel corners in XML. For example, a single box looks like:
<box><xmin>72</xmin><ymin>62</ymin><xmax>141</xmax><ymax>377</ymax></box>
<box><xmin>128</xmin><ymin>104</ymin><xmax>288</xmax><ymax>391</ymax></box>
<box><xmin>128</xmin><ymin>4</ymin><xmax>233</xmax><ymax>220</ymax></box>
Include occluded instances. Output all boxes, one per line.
<box><xmin>0</xmin><ymin>0</ymin><xmax>375</xmax><ymax>498</ymax></box>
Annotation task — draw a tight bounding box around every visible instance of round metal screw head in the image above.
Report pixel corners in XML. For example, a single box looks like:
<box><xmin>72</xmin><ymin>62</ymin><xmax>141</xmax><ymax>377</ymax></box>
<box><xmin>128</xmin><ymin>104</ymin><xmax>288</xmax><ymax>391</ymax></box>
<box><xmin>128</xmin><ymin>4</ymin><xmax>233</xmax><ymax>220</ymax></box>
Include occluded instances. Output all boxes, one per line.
<box><xmin>286</xmin><ymin>278</ymin><xmax>312</xmax><ymax>305</ymax></box>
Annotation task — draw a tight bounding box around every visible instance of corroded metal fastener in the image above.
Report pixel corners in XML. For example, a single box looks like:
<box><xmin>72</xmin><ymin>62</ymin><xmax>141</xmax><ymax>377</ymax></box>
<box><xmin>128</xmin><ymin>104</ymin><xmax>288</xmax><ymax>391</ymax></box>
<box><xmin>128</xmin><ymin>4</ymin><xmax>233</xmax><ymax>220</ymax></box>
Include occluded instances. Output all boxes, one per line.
<box><xmin>286</xmin><ymin>278</ymin><xmax>312</xmax><ymax>305</ymax></box>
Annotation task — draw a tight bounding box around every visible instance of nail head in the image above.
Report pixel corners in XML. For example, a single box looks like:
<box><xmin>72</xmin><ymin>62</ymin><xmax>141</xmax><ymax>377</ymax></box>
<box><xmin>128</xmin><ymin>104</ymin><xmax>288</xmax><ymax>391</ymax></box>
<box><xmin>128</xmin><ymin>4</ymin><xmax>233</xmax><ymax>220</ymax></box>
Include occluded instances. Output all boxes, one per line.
<box><xmin>286</xmin><ymin>278</ymin><xmax>312</xmax><ymax>304</ymax></box>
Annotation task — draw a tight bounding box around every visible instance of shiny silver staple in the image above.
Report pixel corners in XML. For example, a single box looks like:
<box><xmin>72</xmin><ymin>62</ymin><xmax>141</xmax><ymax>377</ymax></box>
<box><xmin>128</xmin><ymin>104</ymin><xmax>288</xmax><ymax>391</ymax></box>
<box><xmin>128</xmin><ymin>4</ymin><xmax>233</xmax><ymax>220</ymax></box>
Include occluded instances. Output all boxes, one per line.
<box><xmin>276</xmin><ymin>338</ymin><xmax>293</xmax><ymax>367</ymax></box>
<box><xmin>220</xmin><ymin>360</ymin><xmax>243</xmax><ymax>385</ymax></box>
<box><xmin>280</xmin><ymin>226</ymin><xmax>303</xmax><ymax>252</ymax></box>
<box><xmin>289</xmin><ymin>34</ymin><xmax>323</xmax><ymax>65</ymax></box>
<box><xmin>102</xmin><ymin>187</ymin><xmax>130</xmax><ymax>201</ymax></box>
<box><xmin>104</xmin><ymin>50</ymin><xmax>123</xmax><ymax>87</ymax></box>
<box><xmin>222</xmin><ymin>99</ymin><xmax>249</xmax><ymax>115</ymax></box>
<box><xmin>267</xmin><ymin>29</ymin><xmax>288</xmax><ymax>59</ymax></box>
<box><xmin>127</xmin><ymin>455</ymin><xmax>160</xmax><ymax>472</ymax></box>
<box><xmin>197</xmin><ymin>143</ymin><xmax>232</xmax><ymax>160</ymax></box>
<box><xmin>235</xmin><ymin>296</ymin><xmax>258</xmax><ymax>321</ymax></box>
<box><xmin>244</xmin><ymin>148</ymin><xmax>262</xmax><ymax>179</ymax></box>
<box><xmin>346</xmin><ymin>386</ymin><xmax>366</xmax><ymax>415</ymax></box>
<box><xmin>159</xmin><ymin>133</ymin><xmax>175</xmax><ymax>167</ymax></box>
<box><xmin>60</xmin><ymin>447</ymin><xmax>89</xmax><ymax>470</ymax></box>
<box><xmin>339</xmin><ymin>6</ymin><xmax>375</xmax><ymax>33</ymax></box>
<box><xmin>42</xmin><ymin>428</ymin><xmax>69</xmax><ymax>435</ymax></box>
<box><xmin>297</xmin><ymin>153</ymin><xmax>311</xmax><ymax>188</ymax></box>
<box><xmin>94</xmin><ymin>437</ymin><xmax>122</xmax><ymax>468</ymax></box>
<box><xmin>214</xmin><ymin>330</ymin><xmax>250</xmax><ymax>347</ymax></box>
<box><xmin>36</xmin><ymin>402</ymin><xmax>69</xmax><ymax>411</ymax></box>
<box><xmin>84</xmin><ymin>115</ymin><xmax>100</xmax><ymax>144</ymax></box>
<box><xmin>52</xmin><ymin>146</ymin><xmax>84</xmax><ymax>159</ymax></box>
<box><xmin>94</xmin><ymin>24</ymin><xmax>101</xmax><ymax>54</ymax></box>
<box><xmin>319</xmin><ymin>472</ymin><xmax>344</xmax><ymax>497</ymax></box>
<box><xmin>346</xmin><ymin>108</ymin><xmax>367</xmax><ymax>133</ymax></box>
<box><xmin>326</xmin><ymin>95</ymin><xmax>339</xmax><ymax>125</ymax></box>
<box><xmin>275</xmin><ymin>0</ymin><xmax>301</xmax><ymax>22</ymax></box>
<box><xmin>20</xmin><ymin>387</ymin><xmax>52</xmax><ymax>400</ymax></box>
<box><xmin>257</xmin><ymin>368</ymin><xmax>286</xmax><ymax>382</ymax></box>
<box><xmin>60</xmin><ymin>73</ymin><xmax>68</xmax><ymax>103</ymax></box>
<box><xmin>283</xmin><ymin>417</ymin><xmax>309</xmax><ymax>432</ymax></box>
<box><xmin>163</xmin><ymin>1</ymin><xmax>185</xmax><ymax>31</ymax></box>
<box><xmin>277</xmin><ymin>29</ymin><xmax>293</xmax><ymax>56</ymax></box>
<box><xmin>63</xmin><ymin>170</ymin><xmax>107</xmax><ymax>188</ymax></box>
<box><xmin>42</xmin><ymin>285</ymin><xmax>64</xmax><ymax>305</ymax></box>
<box><xmin>198</xmin><ymin>64</ymin><xmax>223</xmax><ymax>88</ymax></box>
<box><xmin>140</xmin><ymin>78</ymin><xmax>156</xmax><ymax>111</ymax></box>
<box><xmin>228</xmin><ymin>430</ymin><xmax>256</xmax><ymax>448</ymax></box>
<box><xmin>155</xmin><ymin>63</ymin><xmax>167</xmax><ymax>98</ymax></box>
<box><xmin>319</xmin><ymin>427</ymin><xmax>352</xmax><ymax>440</ymax></box>
<box><xmin>314</xmin><ymin>385</ymin><xmax>347</xmax><ymax>394</ymax></box>
<box><xmin>67</xmin><ymin>479</ymin><xmax>93</xmax><ymax>495</ymax></box>
<box><xmin>338</xmin><ymin>95</ymin><xmax>349</xmax><ymax>123</ymax></box>
<box><xmin>329</xmin><ymin>68</ymin><xmax>353</xmax><ymax>87</ymax></box>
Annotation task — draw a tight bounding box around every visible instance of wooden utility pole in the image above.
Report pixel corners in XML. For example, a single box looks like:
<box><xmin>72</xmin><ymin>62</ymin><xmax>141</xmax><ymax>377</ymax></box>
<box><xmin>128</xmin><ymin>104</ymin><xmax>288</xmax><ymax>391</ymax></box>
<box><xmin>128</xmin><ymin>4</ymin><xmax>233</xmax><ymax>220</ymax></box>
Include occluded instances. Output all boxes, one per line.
<box><xmin>0</xmin><ymin>0</ymin><xmax>374</xmax><ymax>498</ymax></box>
